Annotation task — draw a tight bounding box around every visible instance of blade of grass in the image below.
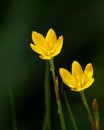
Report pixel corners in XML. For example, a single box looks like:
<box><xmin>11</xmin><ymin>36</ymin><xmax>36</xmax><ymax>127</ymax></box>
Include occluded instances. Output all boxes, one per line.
<box><xmin>63</xmin><ymin>92</ymin><xmax>78</xmax><ymax>130</ymax></box>
<box><xmin>8</xmin><ymin>88</ymin><xmax>18</xmax><ymax>130</ymax></box>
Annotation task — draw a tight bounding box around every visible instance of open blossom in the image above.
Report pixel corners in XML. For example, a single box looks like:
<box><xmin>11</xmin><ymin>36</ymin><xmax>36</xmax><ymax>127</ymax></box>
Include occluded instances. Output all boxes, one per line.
<box><xmin>30</xmin><ymin>28</ymin><xmax>63</xmax><ymax>60</ymax></box>
<box><xmin>59</xmin><ymin>61</ymin><xmax>94</xmax><ymax>92</ymax></box>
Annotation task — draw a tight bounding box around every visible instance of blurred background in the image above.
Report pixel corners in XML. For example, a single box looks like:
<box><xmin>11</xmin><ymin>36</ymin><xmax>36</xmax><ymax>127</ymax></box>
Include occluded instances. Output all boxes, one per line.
<box><xmin>0</xmin><ymin>0</ymin><xmax>104</xmax><ymax>129</ymax></box>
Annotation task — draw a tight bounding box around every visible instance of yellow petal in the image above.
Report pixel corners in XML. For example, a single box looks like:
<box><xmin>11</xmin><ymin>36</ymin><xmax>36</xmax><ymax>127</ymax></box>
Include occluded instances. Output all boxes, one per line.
<box><xmin>39</xmin><ymin>54</ymin><xmax>51</xmax><ymax>60</ymax></box>
<box><xmin>59</xmin><ymin>68</ymin><xmax>77</xmax><ymax>88</ymax></box>
<box><xmin>82</xmin><ymin>63</ymin><xmax>94</xmax><ymax>86</ymax></box>
<box><xmin>84</xmin><ymin>63</ymin><xmax>93</xmax><ymax>78</ymax></box>
<box><xmin>83</xmin><ymin>78</ymin><xmax>94</xmax><ymax>90</ymax></box>
<box><xmin>52</xmin><ymin>36</ymin><xmax>63</xmax><ymax>57</ymax></box>
<box><xmin>30</xmin><ymin>43</ymin><xmax>44</xmax><ymax>55</ymax></box>
<box><xmin>45</xmin><ymin>28</ymin><xmax>57</xmax><ymax>49</ymax></box>
<box><xmin>32</xmin><ymin>31</ymin><xmax>45</xmax><ymax>45</ymax></box>
<box><xmin>71</xmin><ymin>87</ymin><xmax>81</xmax><ymax>92</ymax></box>
<box><xmin>71</xmin><ymin>86</ymin><xmax>84</xmax><ymax>92</ymax></box>
<box><xmin>72</xmin><ymin>61</ymin><xmax>83</xmax><ymax>82</ymax></box>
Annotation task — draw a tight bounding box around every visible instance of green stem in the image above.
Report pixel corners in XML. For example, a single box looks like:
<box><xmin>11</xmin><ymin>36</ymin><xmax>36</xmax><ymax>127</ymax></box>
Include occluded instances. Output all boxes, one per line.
<box><xmin>42</xmin><ymin>61</ymin><xmax>51</xmax><ymax>130</ymax></box>
<box><xmin>8</xmin><ymin>88</ymin><xmax>18</xmax><ymax>130</ymax></box>
<box><xmin>42</xmin><ymin>115</ymin><xmax>47</xmax><ymax>130</ymax></box>
<box><xmin>79</xmin><ymin>91</ymin><xmax>96</xmax><ymax>130</ymax></box>
<box><xmin>63</xmin><ymin>92</ymin><xmax>78</xmax><ymax>130</ymax></box>
<box><xmin>49</xmin><ymin>58</ymin><xmax>67</xmax><ymax>130</ymax></box>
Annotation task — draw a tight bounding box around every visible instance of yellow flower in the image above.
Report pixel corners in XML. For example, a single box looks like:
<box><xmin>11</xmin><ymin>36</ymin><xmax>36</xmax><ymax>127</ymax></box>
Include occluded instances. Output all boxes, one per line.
<box><xmin>30</xmin><ymin>28</ymin><xmax>63</xmax><ymax>60</ymax></box>
<box><xmin>59</xmin><ymin>61</ymin><xmax>94</xmax><ymax>92</ymax></box>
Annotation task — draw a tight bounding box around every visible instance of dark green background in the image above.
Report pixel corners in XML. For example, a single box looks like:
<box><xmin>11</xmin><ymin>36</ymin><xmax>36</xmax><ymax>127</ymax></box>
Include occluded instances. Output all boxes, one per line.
<box><xmin>0</xmin><ymin>0</ymin><xmax>104</xmax><ymax>129</ymax></box>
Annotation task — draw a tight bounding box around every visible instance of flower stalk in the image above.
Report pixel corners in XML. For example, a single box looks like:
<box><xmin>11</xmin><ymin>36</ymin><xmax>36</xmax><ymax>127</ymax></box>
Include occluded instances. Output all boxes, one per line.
<box><xmin>49</xmin><ymin>58</ymin><xmax>67</xmax><ymax>130</ymax></box>
<box><xmin>79</xmin><ymin>91</ymin><xmax>96</xmax><ymax>130</ymax></box>
<box><xmin>42</xmin><ymin>61</ymin><xmax>51</xmax><ymax>130</ymax></box>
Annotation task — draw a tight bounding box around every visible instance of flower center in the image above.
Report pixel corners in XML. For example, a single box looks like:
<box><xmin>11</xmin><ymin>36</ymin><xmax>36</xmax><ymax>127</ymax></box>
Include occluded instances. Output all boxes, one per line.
<box><xmin>47</xmin><ymin>50</ymin><xmax>53</xmax><ymax>56</ymax></box>
<box><xmin>77</xmin><ymin>82</ymin><xmax>82</xmax><ymax>88</ymax></box>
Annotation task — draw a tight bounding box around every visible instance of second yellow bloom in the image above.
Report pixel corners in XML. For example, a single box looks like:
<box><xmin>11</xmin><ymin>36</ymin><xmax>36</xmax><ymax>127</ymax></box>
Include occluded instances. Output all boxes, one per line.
<box><xmin>59</xmin><ymin>61</ymin><xmax>94</xmax><ymax>92</ymax></box>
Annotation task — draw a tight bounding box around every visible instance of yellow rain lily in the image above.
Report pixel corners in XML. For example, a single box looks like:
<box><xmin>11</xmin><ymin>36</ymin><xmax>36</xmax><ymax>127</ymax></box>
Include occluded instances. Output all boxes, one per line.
<box><xmin>30</xmin><ymin>28</ymin><xmax>63</xmax><ymax>60</ymax></box>
<box><xmin>59</xmin><ymin>61</ymin><xmax>94</xmax><ymax>91</ymax></box>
